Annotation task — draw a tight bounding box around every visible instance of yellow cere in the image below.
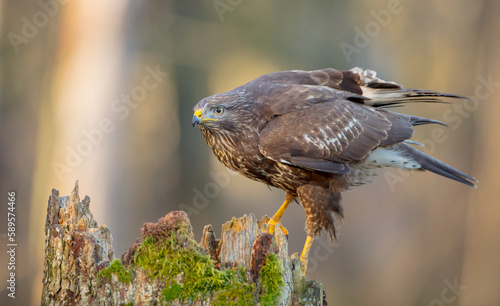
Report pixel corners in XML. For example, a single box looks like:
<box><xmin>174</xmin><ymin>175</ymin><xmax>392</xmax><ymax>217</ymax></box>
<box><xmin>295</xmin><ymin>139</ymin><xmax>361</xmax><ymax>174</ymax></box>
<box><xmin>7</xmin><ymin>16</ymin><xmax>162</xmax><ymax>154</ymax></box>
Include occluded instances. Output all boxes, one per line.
<box><xmin>193</xmin><ymin>109</ymin><xmax>219</xmax><ymax>123</ymax></box>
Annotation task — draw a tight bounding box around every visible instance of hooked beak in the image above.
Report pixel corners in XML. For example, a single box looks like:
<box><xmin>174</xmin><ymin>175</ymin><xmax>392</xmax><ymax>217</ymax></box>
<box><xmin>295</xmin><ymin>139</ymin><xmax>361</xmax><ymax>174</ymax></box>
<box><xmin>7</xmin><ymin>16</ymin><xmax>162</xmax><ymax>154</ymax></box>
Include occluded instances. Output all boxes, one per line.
<box><xmin>192</xmin><ymin>108</ymin><xmax>219</xmax><ymax>127</ymax></box>
<box><xmin>192</xmin><ymin>109</ymin><xmax>203</xmax><ymax>127</ymax></box>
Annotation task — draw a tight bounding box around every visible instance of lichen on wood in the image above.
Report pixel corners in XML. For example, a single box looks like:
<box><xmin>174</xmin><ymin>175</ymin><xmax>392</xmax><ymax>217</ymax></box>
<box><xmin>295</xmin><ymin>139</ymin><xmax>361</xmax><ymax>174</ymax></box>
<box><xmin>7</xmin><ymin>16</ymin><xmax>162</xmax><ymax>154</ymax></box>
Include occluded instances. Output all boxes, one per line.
<box><xmin>41</xmin><ymin>182</ymin><xmax>326</xmax><ymax>305</ymax></box>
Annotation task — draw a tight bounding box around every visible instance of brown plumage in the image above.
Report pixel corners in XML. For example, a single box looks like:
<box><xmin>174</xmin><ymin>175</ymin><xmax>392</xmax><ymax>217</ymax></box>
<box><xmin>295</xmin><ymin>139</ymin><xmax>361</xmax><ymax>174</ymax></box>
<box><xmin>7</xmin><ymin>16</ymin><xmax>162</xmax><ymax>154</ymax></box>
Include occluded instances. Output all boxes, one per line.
<box><xmin>192</xmin><ymin>67</ymin><xmax>477</xmax><ymax>272</ymax></box>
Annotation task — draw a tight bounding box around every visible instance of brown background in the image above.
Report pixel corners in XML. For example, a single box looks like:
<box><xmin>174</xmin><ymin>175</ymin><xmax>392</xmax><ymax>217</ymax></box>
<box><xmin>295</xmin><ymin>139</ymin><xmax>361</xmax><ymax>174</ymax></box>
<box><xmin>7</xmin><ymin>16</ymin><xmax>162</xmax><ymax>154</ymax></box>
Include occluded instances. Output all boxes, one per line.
<box><xmin>1</xmin><ymin>0</ymin><xmax>499</xmax><ymax>305</ymax></box>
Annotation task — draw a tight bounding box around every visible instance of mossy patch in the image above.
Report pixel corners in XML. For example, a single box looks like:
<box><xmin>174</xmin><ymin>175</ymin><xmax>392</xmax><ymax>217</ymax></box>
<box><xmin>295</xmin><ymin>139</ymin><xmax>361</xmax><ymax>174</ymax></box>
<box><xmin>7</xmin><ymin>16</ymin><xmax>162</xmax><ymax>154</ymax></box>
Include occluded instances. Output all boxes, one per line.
<box><xmin>212</xmin><ymin>268</ymin><xmax>255</xmax><ymax>305</ymax></box>
<box><xmin>259</xmin><ymin>253</ymin><xmax>285</xmax><ymax>305</ymax></box>
<box><xmin>132</xmin><ymin>233</ymin><xmax>256</xmax><ymax>304</ymax></box>
<box><xmin>100</xmin><ymin>216</ymin><xmax>286</xmax><ymax>304</ymax></box>
<box><xmin>98</xmin><ymin>258</ymin><xmax>133</xmax><ymax>284</ymax></box>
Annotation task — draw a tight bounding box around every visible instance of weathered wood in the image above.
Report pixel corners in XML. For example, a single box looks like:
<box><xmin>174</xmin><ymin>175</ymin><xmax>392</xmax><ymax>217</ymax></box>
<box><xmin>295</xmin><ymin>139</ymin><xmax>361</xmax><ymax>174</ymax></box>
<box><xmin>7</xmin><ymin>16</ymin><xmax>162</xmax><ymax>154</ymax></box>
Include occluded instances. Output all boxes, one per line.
<box><xmin>41</xmin><ymin>182</ymin><xmax>326</xmax><ymax>305</ymax></box>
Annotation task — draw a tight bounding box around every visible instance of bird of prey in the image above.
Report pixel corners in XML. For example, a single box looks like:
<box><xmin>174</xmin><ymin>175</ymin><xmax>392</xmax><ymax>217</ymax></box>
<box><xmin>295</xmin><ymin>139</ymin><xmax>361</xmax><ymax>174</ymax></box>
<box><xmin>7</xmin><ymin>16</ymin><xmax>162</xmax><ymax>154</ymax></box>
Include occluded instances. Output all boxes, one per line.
<box><xmin>192</xmin><ymin>67</ymin><xmax>477</xmax><ymax>274</ymax></box>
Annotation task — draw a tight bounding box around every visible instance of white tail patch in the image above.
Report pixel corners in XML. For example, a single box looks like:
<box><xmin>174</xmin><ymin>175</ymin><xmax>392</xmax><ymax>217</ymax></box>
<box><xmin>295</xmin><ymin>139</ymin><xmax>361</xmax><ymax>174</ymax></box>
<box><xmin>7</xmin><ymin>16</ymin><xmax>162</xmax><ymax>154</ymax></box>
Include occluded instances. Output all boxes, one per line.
<box><xmin>365</xmin><ymin>147</ymin><xmax>421</xmax><ymax>169</ymax></box>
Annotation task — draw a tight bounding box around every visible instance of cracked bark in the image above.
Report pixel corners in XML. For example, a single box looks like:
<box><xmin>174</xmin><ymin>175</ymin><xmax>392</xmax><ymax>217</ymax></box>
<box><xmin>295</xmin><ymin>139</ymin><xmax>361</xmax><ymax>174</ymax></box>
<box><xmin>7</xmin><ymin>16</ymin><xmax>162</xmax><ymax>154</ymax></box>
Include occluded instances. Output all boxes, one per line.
<box><xmin>41</xmin><ymin>182</ymin><xmax>326</xmax><ymax>305</ymax></box>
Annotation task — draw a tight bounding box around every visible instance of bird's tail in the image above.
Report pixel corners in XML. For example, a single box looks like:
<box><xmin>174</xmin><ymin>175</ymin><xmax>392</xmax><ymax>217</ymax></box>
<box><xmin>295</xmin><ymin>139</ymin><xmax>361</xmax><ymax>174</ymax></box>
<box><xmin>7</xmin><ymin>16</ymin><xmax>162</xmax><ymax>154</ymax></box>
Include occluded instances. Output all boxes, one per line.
<box><xmin>398</xmin><ymin>143</ymin><xmax>478</xmax><ymax>187</ymax></box>
<box><xmin>349</xmin><ymin>67</ymin><xmax>468</xmax><ymax>107</ymax></box>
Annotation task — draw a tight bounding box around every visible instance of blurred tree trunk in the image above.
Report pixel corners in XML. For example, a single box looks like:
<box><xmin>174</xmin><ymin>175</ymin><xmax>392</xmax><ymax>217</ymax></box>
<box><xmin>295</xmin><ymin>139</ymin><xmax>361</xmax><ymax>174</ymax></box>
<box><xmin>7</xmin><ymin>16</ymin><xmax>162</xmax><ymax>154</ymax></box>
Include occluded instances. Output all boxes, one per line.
<box><xmin>0</xmin><ymin>1</ymin><xmax>61</xmax><ymax>305</ymax></box>
<box><xmin>28</xmin><ymin>0</ymin><xmax>132</xmax><ymax>303</ymax></box>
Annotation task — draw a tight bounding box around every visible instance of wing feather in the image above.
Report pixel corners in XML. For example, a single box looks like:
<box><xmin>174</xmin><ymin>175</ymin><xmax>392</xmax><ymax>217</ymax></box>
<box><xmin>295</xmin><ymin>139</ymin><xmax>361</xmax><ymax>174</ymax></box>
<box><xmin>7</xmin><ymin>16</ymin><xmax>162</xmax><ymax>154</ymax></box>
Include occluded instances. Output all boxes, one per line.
<box><xmin>242</xmin><ymin>68</ymin><xmax>467</xmax><ymax>109</ymax></box>
<box><xmin>246</xmin><ymin>68</ymin><xmax>459</xmax><ymax>174</ymax></box>
<box><xmin>253</xmin><ymin>83</ymin><xmax>366</xmax><ymax>119</ymax></box>
<box><xmin>259</xmin><ymin>101</ymin><xmax>391</xmax><ymax>174</ymax></box>
<box><xmin>349</xmin><ymin>67</ymin><xmax>468</xmax><ymax>106</ymax></box>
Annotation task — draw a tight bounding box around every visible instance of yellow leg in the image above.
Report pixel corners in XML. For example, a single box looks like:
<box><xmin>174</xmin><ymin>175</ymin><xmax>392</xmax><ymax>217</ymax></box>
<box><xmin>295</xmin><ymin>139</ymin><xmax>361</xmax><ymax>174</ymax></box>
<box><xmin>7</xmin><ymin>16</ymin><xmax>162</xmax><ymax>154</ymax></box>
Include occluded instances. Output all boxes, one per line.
<box><xmin>299</xmin><ymin>235</ymin><xmax>314</xmax><ymax>275</ymax></box>
<box><xmin>268</xmin><ymin>193</ymin><xmax>295</xmax><ymax>236</ymax></box>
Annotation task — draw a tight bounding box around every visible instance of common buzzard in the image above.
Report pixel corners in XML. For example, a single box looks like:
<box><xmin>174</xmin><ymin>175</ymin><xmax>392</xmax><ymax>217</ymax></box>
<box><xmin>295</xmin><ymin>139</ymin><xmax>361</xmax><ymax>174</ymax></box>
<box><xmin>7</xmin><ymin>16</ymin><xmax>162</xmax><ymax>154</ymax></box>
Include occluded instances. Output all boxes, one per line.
<box><xmin>192</xmin><ymin>68</ymin><xmax>477</xmax><ymax>274</ymax></box>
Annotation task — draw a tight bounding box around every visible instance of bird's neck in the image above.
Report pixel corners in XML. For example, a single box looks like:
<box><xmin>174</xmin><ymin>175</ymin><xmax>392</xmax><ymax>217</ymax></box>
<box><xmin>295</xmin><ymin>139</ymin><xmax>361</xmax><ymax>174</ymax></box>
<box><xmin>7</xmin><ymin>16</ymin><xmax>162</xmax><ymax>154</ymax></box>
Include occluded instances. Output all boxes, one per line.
<box><xmin>201</xmin><ymin>126</ymin><xmax>262</xmax><ymax>172</ymax></box>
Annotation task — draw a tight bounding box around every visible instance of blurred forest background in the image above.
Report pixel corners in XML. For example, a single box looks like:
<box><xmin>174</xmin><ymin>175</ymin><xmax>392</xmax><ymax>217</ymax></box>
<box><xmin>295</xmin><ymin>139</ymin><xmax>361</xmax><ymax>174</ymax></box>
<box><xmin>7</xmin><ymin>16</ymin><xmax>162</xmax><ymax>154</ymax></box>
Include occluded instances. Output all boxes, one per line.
<box><xmin>1</xmin><ymin>0</ymin><xmax>499</xmax><ymax>305</ymax></box>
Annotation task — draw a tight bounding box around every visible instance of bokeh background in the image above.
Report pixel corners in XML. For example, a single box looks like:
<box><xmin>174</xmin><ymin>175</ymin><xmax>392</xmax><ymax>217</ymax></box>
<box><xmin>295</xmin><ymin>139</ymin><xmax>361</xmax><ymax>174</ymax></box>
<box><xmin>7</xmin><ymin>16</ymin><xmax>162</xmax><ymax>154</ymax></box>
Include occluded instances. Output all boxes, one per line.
<box><xmin>1</xmin><ymin>0</ymin><xmax>499</xmax><ymax>305</ymax></box>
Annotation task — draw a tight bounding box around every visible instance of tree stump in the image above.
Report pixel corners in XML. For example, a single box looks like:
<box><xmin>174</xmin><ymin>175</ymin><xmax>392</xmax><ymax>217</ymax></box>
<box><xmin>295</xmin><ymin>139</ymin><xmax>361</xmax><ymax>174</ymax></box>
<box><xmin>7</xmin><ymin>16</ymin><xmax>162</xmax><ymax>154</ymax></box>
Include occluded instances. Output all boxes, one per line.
<box><xmin>41</xmin><ymin>182</ymin><xmax>326</xmax><ymax>305</ymax></box>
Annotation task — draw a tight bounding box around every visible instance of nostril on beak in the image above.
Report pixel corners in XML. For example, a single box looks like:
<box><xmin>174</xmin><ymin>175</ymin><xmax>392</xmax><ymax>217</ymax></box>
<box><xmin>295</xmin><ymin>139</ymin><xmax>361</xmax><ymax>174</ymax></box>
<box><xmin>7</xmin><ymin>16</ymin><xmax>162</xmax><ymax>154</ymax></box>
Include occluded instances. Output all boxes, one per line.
<box><xmin>192</xmin><ymin>114</ymin><xmax>202</xmax><ymax>127</ymax></box>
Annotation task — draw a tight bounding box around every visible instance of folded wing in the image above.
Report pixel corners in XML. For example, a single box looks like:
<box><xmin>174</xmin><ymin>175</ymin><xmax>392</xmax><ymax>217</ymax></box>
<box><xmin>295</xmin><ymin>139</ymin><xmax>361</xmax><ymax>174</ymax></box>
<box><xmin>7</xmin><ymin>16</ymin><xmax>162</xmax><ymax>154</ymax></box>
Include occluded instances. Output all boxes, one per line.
<box><xmin>259</xmin><ymin>101</ymin><xmax>392</xmax><ymax>173</ymax></box>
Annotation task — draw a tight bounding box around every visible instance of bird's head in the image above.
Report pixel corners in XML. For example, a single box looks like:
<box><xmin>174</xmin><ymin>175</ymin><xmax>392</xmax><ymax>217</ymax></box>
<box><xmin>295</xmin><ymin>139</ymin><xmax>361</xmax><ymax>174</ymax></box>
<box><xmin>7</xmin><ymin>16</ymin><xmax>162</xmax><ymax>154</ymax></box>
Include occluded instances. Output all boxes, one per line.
<box><xmin>192</xmin><ymin>97</ymin><xmax>228</xmax><ymax>128</ymax></box>
<box><xmin>192</xmin><ymin>90</ymin><xmax>256</xmax><ymax>133</ymax></box>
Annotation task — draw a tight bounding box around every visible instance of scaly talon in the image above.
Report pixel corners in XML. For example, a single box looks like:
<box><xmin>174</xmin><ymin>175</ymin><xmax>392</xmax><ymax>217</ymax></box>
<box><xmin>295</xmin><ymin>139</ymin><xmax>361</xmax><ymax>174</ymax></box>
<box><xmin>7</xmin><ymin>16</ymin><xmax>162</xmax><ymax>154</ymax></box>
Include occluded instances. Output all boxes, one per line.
<box><xmin>299</xmin><ymin>256</ymin><xmax>308</xmax><ymax>276</ymax></box>
<box><xmin>267</xmin><ymin>218</ymin><xmax>278</xmax><ymax>234</ymax></box>
<box><xmin>299</xmin><ymin>235</ymin><xmax>314</xmax><ymax>275</ymax></box>
<box><xmin>268</xmin><ymin>218</ymin><xmax>289</xmax><ymax>236</ymax></box>
<box><xmin>267</xmin><ymin>193</ymin><xmax>295</xmax><ymax>236</ymax></box>
<box><xmin>279</xmin><ymin>223</ymin><xmax>288</xmax><ymax>236</ymax></box>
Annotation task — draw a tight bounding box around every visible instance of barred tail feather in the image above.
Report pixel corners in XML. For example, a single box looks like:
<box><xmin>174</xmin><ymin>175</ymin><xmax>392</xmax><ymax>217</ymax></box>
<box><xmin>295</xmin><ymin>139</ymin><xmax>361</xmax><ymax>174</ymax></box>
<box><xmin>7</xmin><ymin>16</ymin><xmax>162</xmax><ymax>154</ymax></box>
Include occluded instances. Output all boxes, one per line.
<box><xmin>398</xmin><ymin>143</ymin><xmax>478</xmax><ymax>187</ymax></box>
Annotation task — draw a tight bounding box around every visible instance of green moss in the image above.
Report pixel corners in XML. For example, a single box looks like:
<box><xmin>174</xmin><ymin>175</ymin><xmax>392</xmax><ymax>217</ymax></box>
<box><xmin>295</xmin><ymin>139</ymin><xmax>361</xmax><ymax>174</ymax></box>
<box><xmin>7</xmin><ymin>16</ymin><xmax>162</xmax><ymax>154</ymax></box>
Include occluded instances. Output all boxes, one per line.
<box><xmin>212</xmin><ymin>268</ymin><xmax>255</xmax><ymax>305</ymax></box>
<box><xmin>122</xmin><ymin>222</ymin><xmax>287</xmax><ymax>304</ymax></box>
<box><xmin>98</xmin><ymin>258</ymin><xmax>133</xmax><ymax>284</ymax></box>
<box><xmin>259</xmin><ymin>253</ymin><xmax>285</xmax><ymax>305</ymax></box>
<box><xmin>132</xmin><ymin>234</ymin><xmax>256</xmax><ymax>304</ymax></box>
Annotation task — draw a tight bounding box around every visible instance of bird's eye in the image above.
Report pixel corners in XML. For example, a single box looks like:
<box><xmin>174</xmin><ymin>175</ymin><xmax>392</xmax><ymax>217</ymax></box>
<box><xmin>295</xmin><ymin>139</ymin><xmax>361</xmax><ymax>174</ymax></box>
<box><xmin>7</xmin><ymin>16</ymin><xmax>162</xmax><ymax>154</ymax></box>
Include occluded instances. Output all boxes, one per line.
<box><xmin>213</xmin><ymin>107</ymin><xmax>224</xmax><ymax>115</ymax></box>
